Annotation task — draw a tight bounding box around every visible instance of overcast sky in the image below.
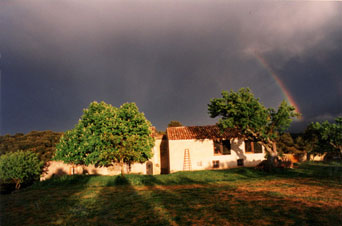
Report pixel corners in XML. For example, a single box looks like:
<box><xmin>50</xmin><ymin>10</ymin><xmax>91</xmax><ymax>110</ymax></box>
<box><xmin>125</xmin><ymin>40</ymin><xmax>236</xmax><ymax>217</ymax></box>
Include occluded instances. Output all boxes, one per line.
<box><xmin>1</xmin><ymin>0</ymin><xmax>341</xmax><ymax>135</ymax></box>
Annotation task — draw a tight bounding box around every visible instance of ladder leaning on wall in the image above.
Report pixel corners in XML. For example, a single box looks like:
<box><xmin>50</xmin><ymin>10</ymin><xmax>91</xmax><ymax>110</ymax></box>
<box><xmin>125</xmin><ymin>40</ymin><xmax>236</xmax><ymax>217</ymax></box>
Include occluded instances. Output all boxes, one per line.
<box><xmin>183</xmin><ymin>149</ymin><xmax>192</xmax><ymax>171</ymax></box>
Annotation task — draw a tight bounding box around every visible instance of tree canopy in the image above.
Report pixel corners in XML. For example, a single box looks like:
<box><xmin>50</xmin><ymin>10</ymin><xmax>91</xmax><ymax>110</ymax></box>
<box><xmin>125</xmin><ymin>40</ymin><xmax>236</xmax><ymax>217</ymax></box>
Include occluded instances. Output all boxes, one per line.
<box><xmin>54</xmin><ymin>101</ymin><xmax>154</xmax><ymax>174</ymax></box>
<box><xmin>168</xmin><ymin>120</ymin><xmax>183</xmax><ymax>127</ymax></box>
<box><xmin>276</xmin><ymin>133</ymin><xmax>310</xmax><ymax>155</ymax></box>
<box><xmin>308</xmin><ymin>117</ymin><xmax>342</xmax><ymax>158</ymax></box>
<box><xmin>208</xmin><ymin>88</ymin><xmax>299</xmax><ymax>155</ymax></box>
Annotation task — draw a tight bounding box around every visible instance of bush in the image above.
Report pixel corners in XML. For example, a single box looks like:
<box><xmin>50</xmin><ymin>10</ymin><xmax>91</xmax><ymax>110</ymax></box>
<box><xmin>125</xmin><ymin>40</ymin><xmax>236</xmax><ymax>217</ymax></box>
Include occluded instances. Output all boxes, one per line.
<box><xmin>0</xmin><ymin>150</ymin><xmax>43</xmax><ymax>189</ymax></box>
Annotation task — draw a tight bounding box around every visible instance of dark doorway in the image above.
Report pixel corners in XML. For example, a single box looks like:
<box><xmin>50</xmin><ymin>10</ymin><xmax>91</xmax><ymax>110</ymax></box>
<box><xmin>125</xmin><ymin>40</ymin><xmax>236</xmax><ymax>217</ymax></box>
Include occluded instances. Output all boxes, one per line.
<box><xmin>160</xmin><ymin>135</ymin><xmax>170</xmax><ymax>174</ymax></box>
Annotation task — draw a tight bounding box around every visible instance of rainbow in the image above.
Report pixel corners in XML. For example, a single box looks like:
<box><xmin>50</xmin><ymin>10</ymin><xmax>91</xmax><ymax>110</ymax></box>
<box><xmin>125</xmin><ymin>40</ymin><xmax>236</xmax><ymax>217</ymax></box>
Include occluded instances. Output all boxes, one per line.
<box><xmin>254</xmin><ymin>51</ymin><xmax>302</xmax><ymax>118</ymax></box>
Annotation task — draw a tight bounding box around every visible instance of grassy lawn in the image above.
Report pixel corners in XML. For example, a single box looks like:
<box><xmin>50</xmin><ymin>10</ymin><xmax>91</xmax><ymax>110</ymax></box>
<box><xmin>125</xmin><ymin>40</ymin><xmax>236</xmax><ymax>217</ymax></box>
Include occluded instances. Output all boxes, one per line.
<box><xmin>1</xmin><ymin>161</ymin><xmax>342</xmax><ymax>225</ymax></box>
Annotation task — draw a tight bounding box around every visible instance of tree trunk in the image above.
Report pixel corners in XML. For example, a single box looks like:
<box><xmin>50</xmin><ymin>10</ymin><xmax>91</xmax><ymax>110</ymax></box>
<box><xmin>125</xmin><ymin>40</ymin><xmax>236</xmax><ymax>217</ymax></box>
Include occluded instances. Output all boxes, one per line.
<box><xmin>120</xmin><ymin>159</ymin><xmax>125</xmax><ymax>176</ymax></box>
<box><xmin>260</xmin><ymin>141</ymin><xmax>279</xmax><ymax>171</ymax></box>
<box><xmin>15</xmin><ymin>180</ymin><xmax>21</xmax><ymax>190</ymax></box>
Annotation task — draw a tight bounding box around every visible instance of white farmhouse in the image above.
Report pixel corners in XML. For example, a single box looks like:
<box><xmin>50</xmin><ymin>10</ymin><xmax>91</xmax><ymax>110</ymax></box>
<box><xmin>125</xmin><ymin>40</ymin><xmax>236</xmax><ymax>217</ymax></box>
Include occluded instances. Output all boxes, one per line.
<box><xmin>164</xmin><ymin>125</ymin><xmax>266</xmax><ymax>173</ymax></box>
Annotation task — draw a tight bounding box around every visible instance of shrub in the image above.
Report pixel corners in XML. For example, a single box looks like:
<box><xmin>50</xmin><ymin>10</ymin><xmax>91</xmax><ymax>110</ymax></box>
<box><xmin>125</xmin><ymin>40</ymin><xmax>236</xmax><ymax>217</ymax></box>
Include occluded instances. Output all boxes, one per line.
<box><xmin>0</xmin><ymin>150</ymin><xmax>43</xmax><ymax>189</ymax></box>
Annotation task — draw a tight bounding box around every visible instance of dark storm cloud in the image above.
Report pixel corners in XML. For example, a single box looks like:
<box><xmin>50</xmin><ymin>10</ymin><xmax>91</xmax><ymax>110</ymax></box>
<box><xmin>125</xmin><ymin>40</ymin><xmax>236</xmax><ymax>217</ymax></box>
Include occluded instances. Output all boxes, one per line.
<box><xmin>261</xmin><ymin>20</ymin><xmax>342</xmax><ymax>130</ymax></box>
<box><xmin>0</xmin><ymin>0</ymin><xmax>341</xmax><ymax>134</ymax></box>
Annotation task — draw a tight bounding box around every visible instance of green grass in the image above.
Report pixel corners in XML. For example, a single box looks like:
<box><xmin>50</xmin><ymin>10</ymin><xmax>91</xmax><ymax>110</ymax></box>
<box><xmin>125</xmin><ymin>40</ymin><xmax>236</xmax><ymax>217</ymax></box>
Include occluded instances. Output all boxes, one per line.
<box><xmin>33</xmin><ymin>167</ymin><xmax>269</xmax><ymax>188</ymax></box>
<box><xmin>1</xmin><ymin>161</ymin><xmax>342</xmax><ymax>225</ymax></box>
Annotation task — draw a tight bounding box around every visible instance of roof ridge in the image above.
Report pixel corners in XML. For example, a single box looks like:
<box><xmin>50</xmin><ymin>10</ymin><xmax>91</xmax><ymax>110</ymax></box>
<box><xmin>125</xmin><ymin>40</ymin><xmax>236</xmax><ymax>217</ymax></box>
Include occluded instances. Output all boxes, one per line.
<box><xmin>168</xmin><ymin>124</ymin><xmax>217</xmax><ymax>128</ymax></box>
<box><xmin>166</xmin><ymin>124</ymin><xmax>234</xmax><ymax>140</ymax></box>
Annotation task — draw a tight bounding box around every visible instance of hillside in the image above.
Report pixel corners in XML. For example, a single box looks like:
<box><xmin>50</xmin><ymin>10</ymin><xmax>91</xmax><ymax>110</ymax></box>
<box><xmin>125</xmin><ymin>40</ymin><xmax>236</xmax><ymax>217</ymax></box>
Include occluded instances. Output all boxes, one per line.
<box><xmin>0</xmin><ymin>131</ymin><xmax>63</xmax><ymax>162</ymax></box>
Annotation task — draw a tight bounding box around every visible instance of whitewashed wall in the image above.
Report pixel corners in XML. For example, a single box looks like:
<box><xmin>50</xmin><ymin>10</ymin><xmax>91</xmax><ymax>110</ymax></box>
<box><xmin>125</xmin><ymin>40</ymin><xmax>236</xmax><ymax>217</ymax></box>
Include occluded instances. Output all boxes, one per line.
<box><xmin>168</xmin><ymin>138</ymin><xmax>266</xmax><ymax>173</ymax></box>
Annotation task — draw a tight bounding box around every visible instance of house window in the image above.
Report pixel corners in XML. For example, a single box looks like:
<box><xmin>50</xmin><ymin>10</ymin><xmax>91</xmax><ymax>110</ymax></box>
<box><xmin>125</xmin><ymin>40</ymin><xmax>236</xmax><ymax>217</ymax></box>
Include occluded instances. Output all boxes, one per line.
<box><xmin>213</xmin><ymin>160</ymin><xmax>220</xmax><ymax>168</ymax></box>
<box><xmin>213</xmin><ymin>139</ymin><xmax>231</xmax><ymax>155</ymax></box>
<box><xmin>237</xmin><ymin>159</ymin><xmax>244</xmax><ymax>166</ymax></box>
<box><xmin>245</xmin><ymin>141</ymin><xmax>252</xmax><ymax>153</ymax></box>
<box><xmin>254</xmin><ymin>143</ymin><xmax>263</xmax><ymax>153</ymax></box>
<box><xmin>245</xmin><ymin>141</ymin><xmax>263</xmax><ymax>154</ymax></box>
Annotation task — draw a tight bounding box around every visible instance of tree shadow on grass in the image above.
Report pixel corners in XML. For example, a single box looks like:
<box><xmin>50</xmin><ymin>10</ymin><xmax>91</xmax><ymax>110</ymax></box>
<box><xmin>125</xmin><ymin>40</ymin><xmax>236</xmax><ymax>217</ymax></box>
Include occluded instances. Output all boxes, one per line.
<box><xmin>131</xmin><ymin>175</ymin><xmax>342</xmax><ymax>225</ymax></box>
<box><xmin>114</xmin><ymin>175</ymin><xmax>244</xmax><ymax>225</ymax></box>
<box><xmin>2</xmin><ymin>164</ymin><xmax>342</xmax><ymax>226</ymax></box>
<box><xmin>48</xmin><ymin>175</ymin><xmax>171</xmax><ymax>225</ymax></box>
<box><xmin>0</xmin><ymin>175</ymin><xmax>93</xmax><ymax>226</ymax></box>
<box><xmin>45</xmin><ymin>164</ymin><xmax>342</xmax><ymax>225</ymax></box>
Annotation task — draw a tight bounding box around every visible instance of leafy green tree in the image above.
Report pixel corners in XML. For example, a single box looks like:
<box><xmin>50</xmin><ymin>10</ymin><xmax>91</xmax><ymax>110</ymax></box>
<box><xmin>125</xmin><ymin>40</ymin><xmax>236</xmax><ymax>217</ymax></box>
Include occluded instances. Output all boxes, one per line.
<box><xmin>208</xmin><ymin>88</ymin><xmax>299</xmax><ymax>163</ymax></box>
<box><xmin>303</xmin><ymin>124</ymin><xmax>328</xmax><ymax>155</ymax></box>
<box><xmin>310</xmin><ymin>117</ymin><xmax>342</xmax><ymax>159</ymax></box>
<box><xmin>167</xmin><ymin>120</ymin><xmax>183</xmax><ymax>127</ymax></box>
<box><xmin>54</xmin><ymin>101</ymin><xmax>154</xmax><ymax>175</ymax></box>
<box><xmin>293</xmin><ymin>135</ymin><xmax>311</xmax><ymax>154</ymax></box>
<box><xmin>277</xmin><ymin>133</ymin><xmax>296</xmax><ymax>154</ymax></box>
<box><xmin>276</xmin><ymin>133</ymin><xmax>308</xmax><ymax>155</ymax></box>
<box><xmin>0</xmin><ymin>150</ymin><xmax>44</xmax><ymax>189</ymax></box>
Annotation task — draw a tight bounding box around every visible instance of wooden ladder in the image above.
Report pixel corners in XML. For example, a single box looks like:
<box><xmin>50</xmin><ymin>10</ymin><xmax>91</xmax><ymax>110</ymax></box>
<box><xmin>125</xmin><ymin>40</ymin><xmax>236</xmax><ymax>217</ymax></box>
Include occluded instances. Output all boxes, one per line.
<box><xmin>183</xmin><ymin>149</ymin><xmax>192</xmax><ymax>171</ymax></box>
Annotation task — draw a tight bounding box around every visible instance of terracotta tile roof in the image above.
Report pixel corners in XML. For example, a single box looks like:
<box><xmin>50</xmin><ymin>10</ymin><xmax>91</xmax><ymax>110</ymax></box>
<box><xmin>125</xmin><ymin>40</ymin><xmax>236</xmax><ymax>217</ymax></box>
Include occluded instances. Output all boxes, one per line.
<box><xmin>167</xmin><ymin>125</ymin><xmax>237</xmax><ymax>140</ymax></box>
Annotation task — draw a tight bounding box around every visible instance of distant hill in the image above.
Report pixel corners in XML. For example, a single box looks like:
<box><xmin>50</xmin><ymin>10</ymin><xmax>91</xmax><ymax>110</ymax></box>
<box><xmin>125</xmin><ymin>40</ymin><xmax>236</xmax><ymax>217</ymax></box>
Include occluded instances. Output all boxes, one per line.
<box><xmin>0</xmin><ymin>131</ymin><xmax>63</xmax><ymax>163</ymax></box>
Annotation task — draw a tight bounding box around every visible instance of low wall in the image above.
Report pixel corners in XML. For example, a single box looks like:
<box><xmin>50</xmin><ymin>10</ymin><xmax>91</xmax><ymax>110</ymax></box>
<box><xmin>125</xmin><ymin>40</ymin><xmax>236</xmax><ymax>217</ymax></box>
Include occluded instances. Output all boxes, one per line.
<box><xmin>307</xmin><ymin>153</ymin><xmax>327</xmax><ymax>161</ymax></box>
<box><xmin>280</xmin><ymin>153</ymin><xmax>327</xmax><ymax>167</ymax></box>
<box><xmin>40</xmin><ymin>160</ymin><xmax>156</xmax><ymax>180</ymax></box>
<box><xmin>281</xmin><ymin>154</ymin><xmax>302</xmax><ymax>163</ymax></box>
